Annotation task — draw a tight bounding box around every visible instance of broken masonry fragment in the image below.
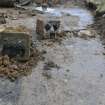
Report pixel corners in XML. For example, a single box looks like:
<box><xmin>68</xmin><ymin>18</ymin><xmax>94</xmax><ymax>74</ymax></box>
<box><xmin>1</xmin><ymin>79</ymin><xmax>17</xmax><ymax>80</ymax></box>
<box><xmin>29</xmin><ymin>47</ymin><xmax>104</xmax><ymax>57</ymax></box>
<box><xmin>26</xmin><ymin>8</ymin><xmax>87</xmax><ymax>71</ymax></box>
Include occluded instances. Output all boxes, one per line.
<box><xmin>36</xmin><ymin>14</ymin><xmax>62</xmax><ymax>39</ymax></box>
<box><xmin>0</xmin><ymin>27</ymin><xmax>31</xmax><ymax>61</ymax></box>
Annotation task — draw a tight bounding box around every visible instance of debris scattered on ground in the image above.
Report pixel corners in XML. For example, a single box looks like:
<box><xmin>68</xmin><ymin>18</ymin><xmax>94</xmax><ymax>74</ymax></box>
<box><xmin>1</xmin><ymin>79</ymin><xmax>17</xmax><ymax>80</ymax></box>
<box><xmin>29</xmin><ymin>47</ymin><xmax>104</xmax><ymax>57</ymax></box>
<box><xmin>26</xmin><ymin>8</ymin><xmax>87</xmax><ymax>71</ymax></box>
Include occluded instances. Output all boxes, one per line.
<box><xmin>0</xmin><ymin>0</ymin><xmax>96</xmax><ymax>82</ymax></box>
<box><xmin>78</xmin><ymin>29</ymin><xmax>96</xmax><ymax>39</ymax></box>
<box><xmin>0</xmin><ymin>47</ymin><xmax>40</xmax><ymax>81</ymax></box>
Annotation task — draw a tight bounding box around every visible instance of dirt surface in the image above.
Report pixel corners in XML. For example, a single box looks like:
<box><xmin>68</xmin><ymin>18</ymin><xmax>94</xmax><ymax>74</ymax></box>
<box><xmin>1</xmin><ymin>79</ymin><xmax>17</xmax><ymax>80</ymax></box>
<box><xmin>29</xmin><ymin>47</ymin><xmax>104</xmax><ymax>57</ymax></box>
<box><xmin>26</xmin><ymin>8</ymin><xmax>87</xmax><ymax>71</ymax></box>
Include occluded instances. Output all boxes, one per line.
<box><xmin>0</xmin><ymin>1</ymin><xmax>105</xmax><ymax>105</ymax></box>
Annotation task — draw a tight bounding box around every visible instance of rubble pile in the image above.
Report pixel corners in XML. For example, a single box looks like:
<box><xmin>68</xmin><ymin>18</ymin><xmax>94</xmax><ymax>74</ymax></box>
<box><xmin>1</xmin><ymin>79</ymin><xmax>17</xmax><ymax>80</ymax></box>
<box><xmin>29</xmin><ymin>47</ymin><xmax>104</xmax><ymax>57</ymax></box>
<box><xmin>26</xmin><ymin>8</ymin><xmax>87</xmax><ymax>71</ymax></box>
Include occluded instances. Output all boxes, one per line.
<box><xmin>0</xmin><ymin>47</ymin><xmax>40</xmax><ymax>81</ymax></box>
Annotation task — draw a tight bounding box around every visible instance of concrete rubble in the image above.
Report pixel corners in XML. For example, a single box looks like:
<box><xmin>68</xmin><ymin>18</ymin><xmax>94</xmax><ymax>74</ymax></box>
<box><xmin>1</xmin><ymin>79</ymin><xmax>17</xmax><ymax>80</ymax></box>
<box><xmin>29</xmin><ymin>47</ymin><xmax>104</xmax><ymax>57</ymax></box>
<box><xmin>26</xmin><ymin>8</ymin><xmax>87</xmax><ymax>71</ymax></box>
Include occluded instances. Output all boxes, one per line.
<box><xmin>36</xmin><ymin>14</ymin><xmax>63</xmax><ymax>39</ymax></box>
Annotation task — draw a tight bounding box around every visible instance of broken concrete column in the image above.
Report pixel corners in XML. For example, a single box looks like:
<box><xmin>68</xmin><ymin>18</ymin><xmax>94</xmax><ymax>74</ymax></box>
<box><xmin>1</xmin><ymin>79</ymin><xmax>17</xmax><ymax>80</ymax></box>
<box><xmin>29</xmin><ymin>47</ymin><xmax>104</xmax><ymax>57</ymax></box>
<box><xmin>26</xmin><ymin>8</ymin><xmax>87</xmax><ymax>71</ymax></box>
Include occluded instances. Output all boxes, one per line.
<box><xmin>0</xmin><ymin>27</ymin><xmax>31</xmax><ymax>61</ymax></box>
<box><xmin>36</xmin><ymin>14</ymin><xmax>62</xmax><ymax>39</ymax></box>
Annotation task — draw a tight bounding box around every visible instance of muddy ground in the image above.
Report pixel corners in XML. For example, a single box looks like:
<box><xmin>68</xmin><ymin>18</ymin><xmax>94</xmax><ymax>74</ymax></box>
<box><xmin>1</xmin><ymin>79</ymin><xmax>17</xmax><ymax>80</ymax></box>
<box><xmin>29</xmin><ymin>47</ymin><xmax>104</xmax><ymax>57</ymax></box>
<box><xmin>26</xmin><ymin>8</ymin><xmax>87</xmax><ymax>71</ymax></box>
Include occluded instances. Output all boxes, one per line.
<box><xmin>0</xmin><ymin>1</ymin><xmax>105</xmax><ymax>105</ymax></box>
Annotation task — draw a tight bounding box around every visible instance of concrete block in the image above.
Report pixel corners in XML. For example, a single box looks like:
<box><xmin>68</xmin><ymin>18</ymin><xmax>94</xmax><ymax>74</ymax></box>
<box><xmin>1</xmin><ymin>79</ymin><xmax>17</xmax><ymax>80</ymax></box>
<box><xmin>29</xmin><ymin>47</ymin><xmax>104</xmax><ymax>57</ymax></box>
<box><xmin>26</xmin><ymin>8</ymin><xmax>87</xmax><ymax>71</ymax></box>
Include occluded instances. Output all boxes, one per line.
<box><xmin>0</xmin><ymin>32</ymin><xmax>31</xmax><ymax>61</ymax></box>
<box><xmin>36</xmin><ymin>14</ymin><xmax>62</xmax><ymax>39</ymax></box>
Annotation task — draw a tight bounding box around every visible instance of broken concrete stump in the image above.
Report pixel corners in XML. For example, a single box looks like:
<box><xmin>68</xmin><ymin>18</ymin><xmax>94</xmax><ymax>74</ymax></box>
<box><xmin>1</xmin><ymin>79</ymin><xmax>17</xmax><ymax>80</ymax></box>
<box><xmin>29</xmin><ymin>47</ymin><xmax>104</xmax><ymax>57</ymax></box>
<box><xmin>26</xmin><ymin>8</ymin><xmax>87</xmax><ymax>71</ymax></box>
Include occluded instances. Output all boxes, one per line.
<box><xmin>36</xmin><ymin>14</ymin><xmax>62</xmax><ymax>39</ymax></box>
<box><xmin>0</xmin><ymin>28</ymin><xmax>31</xmax><ymax>61</ymax></box>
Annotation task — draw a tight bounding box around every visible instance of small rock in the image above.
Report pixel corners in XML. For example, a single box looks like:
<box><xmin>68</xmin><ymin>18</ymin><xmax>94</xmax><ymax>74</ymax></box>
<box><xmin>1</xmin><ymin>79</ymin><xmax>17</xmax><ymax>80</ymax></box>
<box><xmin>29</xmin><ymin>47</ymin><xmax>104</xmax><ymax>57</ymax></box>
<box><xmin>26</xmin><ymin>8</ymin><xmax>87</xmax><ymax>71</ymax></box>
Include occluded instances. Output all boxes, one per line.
<box><xmin>78</xmin><ymin>29</ymin><xmax>95</xmax><ymax>38</ymax></box>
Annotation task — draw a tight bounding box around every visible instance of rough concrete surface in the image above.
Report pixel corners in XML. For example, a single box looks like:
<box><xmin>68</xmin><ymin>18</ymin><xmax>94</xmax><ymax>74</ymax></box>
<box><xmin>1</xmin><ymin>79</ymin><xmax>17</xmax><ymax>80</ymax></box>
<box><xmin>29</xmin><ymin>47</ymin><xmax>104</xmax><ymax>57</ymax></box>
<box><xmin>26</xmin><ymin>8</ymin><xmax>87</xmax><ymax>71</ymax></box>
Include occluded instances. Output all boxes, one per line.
<box><xmin>18</xmin><ymin>37</ymin><xmax>105</xmax><ymax>105</ymax></box>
